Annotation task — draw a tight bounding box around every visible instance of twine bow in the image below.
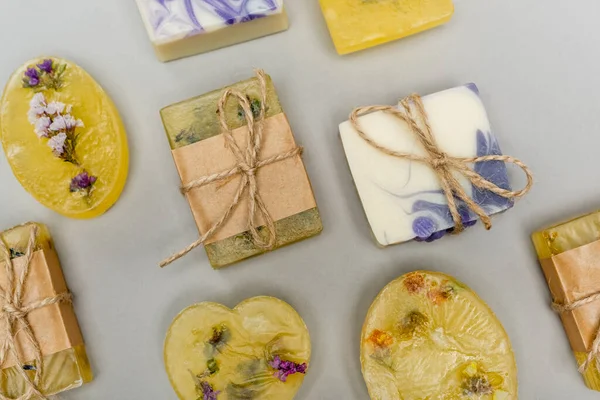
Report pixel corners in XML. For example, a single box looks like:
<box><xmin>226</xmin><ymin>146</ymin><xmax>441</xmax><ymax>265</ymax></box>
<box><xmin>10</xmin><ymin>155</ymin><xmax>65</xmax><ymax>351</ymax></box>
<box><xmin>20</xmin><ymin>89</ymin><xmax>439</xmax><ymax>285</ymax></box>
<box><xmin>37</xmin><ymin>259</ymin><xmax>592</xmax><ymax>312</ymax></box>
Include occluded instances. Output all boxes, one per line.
<box><xmin>350</xmin><ymin>94</ymin><xmax>534</xmax><ymax>233</ymax></box>
<box><xmin>0</xmin><ymin>224</ymin><xmax>72</xmax><ymax>400</ymax></box>
<box><xmin>160</xmin><ymin>70</ymin><xmax>303</xmax><ymax>268</ymax></box>
<box><xmin>553</xmin><ymin>292</ymin><xmax>600</xmax><ymax>373</ymax></box>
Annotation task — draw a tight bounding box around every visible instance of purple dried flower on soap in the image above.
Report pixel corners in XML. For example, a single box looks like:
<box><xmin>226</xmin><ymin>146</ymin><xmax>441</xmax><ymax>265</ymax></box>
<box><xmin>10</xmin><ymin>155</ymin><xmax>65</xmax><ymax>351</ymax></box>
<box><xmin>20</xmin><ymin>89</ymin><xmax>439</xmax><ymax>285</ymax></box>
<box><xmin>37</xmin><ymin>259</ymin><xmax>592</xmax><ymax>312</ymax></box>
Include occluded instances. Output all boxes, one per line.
<box><xmin>70</xmin><ymin>171</ymin><xmax>97</xmax><ymax>193</ymax></box>
<box><xmin>199</xmin><ymin>381</ymin><xmax>220</xmax><ymax>400</ymax></box>
<box><xmin>269</xmin><ymin>356</ymin><xmax>307</xmax><ymax>382</ymax></box>
<box><xmin>37</xmin><ymin>59</ymin><xmax>53</xmax><ymax>73</ymax></box>
<box><xmin>24</xmin><ymin>68</ymin><xmax>40</xmax><ymax>87</ymax></box>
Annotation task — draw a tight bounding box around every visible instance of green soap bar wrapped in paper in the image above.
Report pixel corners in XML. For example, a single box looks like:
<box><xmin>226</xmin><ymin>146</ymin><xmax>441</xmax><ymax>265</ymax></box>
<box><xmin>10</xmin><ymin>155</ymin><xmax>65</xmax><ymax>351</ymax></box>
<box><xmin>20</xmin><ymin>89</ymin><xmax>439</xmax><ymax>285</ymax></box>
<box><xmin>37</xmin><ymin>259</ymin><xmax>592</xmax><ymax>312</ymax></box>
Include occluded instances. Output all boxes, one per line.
<box><xmin>0</xmin><ymin>222</ymin><xmax>92</xmax><ymax>398</ymax></box>
<box><xmin>160</xmin><ymin>70</ymin><xmax>322</xmax><ymax>268</ymax></box>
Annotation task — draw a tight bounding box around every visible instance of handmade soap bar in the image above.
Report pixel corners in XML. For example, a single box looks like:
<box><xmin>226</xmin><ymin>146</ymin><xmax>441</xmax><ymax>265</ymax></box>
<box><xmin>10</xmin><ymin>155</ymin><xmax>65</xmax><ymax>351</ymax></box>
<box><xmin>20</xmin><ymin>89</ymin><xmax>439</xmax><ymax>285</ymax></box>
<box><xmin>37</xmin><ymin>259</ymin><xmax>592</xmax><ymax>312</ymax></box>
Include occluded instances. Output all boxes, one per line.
<box><xmin>0</xmin><ymin>57</ymin><xmax>129</xmax><ymax>219</ymax></box>
<box><xmin>136</xmin><ymin>0</ymin><xmax>289</xmax><ymax>61</ymax></box>
<box><xmin>340</xmin><ymin>84</ymin><xmax>513</xmax><ymax>246</ymax></box>
<box><xmin>160</xmin><ymin>70</ymin><xmax>322</xmax><ymax>268</ymax></box>
<box><xmin>0</xmin><ymin>222</ymin><xmax>92</xmax><ymax>398</ymax></box>
<box><xmin>361</xmin><ymin>271</ymin><xmax>517</xmax><ymax>399</ymax></box>
<box><xmin>319</xmin><ymin>0</ymin><xmax>454</xmax><ymax>55</ymax></box>
<box><xmin>532</xmin><ymin>211</ymin><xmax>600</xmax><ymax>391</ymax></box>
<box><xmin>164</xmin><ymin>297</ymin><xmax>310</xmax><ymax>399</ymax></box>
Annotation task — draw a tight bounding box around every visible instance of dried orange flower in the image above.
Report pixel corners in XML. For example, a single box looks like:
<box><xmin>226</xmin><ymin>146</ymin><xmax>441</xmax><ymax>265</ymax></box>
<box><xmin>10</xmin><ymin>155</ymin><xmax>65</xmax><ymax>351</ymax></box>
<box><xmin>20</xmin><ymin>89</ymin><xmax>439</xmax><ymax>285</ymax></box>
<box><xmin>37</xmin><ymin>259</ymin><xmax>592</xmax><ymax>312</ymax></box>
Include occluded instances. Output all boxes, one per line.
<box><xmin>367</xmin><ymin>329</ymin><xmax>394</xmax><ymax>348</ymax></box>
<box><xmin>403</xmin><ymin>273</ymin><xmax>426</xmax><ymax>294</ymax></box>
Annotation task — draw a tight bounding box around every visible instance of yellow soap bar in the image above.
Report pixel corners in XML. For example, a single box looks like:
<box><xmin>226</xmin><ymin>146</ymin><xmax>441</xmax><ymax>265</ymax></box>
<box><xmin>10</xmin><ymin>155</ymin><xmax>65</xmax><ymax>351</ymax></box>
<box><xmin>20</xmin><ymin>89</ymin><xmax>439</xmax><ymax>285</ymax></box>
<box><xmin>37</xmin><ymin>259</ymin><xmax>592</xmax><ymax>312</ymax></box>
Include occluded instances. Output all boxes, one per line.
<box><xmin>361</xmin><ymin>271</ymin><xmax>517</xmax><ymax>399</ymax></box>
<box><xmin>0</xmin><ymin>57</ymin><xmax>129</xmax><ymax>219</ymax></box>
<box><xmin>319</xmin><ymin>0</ymin><xmax>454</xmax><ymax>54</ymax></box>
<box><xmin>0</xmin><ymin>223</ymin><xmax>92</xmax><ymax>397</ymax></box>
<box><xmin>164</xmin><ymin>297</ymin><xmax>310</xmax><ymax>399</ymax></box>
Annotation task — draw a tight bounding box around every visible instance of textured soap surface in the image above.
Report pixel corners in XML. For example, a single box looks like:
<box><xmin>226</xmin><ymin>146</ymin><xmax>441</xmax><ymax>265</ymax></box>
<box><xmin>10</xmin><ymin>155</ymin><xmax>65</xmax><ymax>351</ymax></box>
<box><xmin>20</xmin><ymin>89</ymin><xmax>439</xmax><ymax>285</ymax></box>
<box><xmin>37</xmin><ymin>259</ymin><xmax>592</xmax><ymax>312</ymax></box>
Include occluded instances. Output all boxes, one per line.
<box><xmin>340</xmin><ymin>84</ymin><xmax>512</xmax><ymax>246</ymax></box>
<box><xmin>0</xmin><ymin>57</ymin><xmax>129</xmax><ymax>219</ymax></box>
<box><xmin>361</xmin><ymin>271</ymin><xmax>517</xmax><ymax>399</ymax></box>
<box><xmin>532</xmin><ymin>211</ymin><xmax>600</xmax><ymax>391</ymax></box>
<box><xmin>161</xmin><ymin>74</ymin><xmax>322</xmax><ymax>268</ymax></box>
<box><xmin>136</xmin><ymin>0</ymin><xmax>288</xmax><ymax>61</ymax></box>
<box><xmin>0</xmin><ymin>223</ymin><xmax>92</xmax><ymax>397</ymax></box>
<box><xmin>164</xmin><ymin>297</ymin><xmax>311</xmax><ymax>399</ymax></box>
<box><xmin>319</xmin><ymin>0</ymin><xmax>454</xmax><ymax>54</ymax></box>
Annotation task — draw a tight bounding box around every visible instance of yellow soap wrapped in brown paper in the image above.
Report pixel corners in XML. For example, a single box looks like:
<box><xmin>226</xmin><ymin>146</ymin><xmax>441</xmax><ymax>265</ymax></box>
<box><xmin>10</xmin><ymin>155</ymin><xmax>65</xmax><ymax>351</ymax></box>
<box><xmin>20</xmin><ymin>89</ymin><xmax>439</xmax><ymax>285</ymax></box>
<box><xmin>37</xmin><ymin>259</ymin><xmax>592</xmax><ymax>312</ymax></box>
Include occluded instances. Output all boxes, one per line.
<box><xmin>532</xmin><ymin>210</ymin><xmax>600</xmax><ymax>391</ymax></box>
<box><xmin>160</xmin><ymin>70</ymin><xmax>322</xmax><ymax>269</ymax></box>
<box><xmin>0</xmin><ymin>222</ymin><xmax>92</xmax><ymax>398</ymax></box>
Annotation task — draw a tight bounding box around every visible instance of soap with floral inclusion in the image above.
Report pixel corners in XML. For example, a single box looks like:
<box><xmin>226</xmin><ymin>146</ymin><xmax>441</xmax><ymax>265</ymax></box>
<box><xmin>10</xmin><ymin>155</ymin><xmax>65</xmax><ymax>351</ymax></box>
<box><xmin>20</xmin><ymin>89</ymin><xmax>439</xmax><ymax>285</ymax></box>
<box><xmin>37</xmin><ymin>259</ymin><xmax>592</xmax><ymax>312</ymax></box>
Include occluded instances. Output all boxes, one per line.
<box><xmin>361</xmin><ymin>271</ymin><xmax>517</xmax><ymax>399</ymax></box>
<box><xmin>0</xmin><ymin>223</ymin><xmax>92</xmax><ymax>398</ymax></box>
<box><xmin>164</xmin><ymin>297</ymin><xmax>310</xmax><ymax>399</ymax></box>
<box><xmin>0</xmin><ymin>57</ymin><xmax>129</xmax><ymax>219</ymax></box>
<box><xmin>136</xmin><ymin>0</ymin><xmax>289</xmax><ymax>61</ymax></box>
<box><xmin>319</xmin><ymin>0</ymin><xmax>454</xmax><ymax>55</ymax></box>
<box><xmin>340</xmin><ymin>84</ymin><xmax>513</xmax><ymax>246</ymax></box>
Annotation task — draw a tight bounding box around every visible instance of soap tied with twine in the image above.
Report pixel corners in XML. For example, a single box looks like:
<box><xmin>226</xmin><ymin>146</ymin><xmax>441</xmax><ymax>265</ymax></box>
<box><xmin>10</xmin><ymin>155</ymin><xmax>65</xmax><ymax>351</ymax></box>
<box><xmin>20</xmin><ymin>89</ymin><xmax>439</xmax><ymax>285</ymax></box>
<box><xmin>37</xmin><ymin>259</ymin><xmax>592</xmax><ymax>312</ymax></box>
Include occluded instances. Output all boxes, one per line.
<box><xmin>0</xmin><ymin>223</ymin><xmax>82</xmax><ymax>400</ymax></box>
<box><xmin>349</xmin><ymin>93</ymin><xmax>534</xmax><ymax>235</ymax></box>
<box><xmin>161</xmin><ymin>70</ymin><xmax>321</xmax><ymax>268</ymax></box>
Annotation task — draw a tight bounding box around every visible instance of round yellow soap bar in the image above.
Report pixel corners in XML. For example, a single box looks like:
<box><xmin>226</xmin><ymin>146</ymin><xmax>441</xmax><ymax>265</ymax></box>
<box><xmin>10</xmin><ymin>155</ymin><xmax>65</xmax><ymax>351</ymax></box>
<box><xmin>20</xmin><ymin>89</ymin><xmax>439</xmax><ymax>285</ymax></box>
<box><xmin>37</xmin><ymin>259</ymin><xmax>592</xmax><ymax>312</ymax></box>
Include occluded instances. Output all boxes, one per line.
<box><xmin>361</xmin><ymin>271</ymin><xmax>517</xmax><ymax>400</ymax></box>
<box><xmin>164</xmin><ymin>297</ymin><xmax>311</xmax><ymax>400</ymax></box>
<box><xmin>0</xmin><ymin>57</ymin><xmax>128</xmax><ymax>219</ymax></box>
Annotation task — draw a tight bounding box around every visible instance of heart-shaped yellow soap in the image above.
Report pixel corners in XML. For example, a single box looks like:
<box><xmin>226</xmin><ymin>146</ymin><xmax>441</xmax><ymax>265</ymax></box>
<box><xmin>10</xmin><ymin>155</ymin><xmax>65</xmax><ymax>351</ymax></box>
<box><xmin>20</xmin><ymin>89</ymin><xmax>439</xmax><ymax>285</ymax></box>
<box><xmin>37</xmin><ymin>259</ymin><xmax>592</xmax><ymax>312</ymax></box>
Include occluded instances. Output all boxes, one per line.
<box><xmin>361</xmin><ymin>271</ymin><xmax>517</xmax><ymax>399</ymax></box>
<box><xmin>164</xmin><ymin>297</ymin><xmax>311</xmax><ymax>400</ymax></box>
<box><xmin>0</xmin><ymin>57</ymin><xmax>129</xmax><ymax>219</ymax></box>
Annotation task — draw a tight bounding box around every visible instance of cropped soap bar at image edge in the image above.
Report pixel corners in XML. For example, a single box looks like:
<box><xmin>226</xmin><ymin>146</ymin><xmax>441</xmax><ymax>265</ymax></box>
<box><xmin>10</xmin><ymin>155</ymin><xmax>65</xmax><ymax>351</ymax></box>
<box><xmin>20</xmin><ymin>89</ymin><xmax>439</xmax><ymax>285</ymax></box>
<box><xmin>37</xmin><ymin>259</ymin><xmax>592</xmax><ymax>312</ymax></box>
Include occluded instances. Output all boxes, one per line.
<box><xmin>339</xmin><ymin>84</ymin><xmax>514</xmax><ymax>247</ymax></box>
<box><xmin>532</xmin><ymin>210</ymin><xmax>600</xmax><ymax>391</ymax></box>
<box><xmin>319</xmin><ymin>0</ymin><xmax>454</xmax><ymax>54</ymax></box>
<box><xmin>361</xmin><ymin>271</ymin><xmax>517</xmax><ymax>399</ymax></box>
<box><xmin>136</xmin><ymin>0</ymin><xmax>289</xmax><ymax>61</ymax></box>
<box><xmin>0</xmin><ymin>223</ymin><xmax>92</xmax><ymax>398</ymax></box>
<box><xmin>160</xmin><ymin>72</ymin><xmax>322</xmax><ymax>268</ymax></box>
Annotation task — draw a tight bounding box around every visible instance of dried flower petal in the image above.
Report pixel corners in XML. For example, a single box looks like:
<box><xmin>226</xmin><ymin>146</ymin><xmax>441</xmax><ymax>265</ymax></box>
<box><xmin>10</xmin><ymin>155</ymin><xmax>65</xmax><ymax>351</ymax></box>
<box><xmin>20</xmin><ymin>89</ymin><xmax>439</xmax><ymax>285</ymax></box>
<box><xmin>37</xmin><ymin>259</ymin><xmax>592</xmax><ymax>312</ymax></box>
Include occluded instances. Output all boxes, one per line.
<box><xmin>199</xmin><ymin>381</ymin><xmax>220</xmax><ymax>400</ymax></box>
<box><xmin>34</xmin><ymin>116</ymin><xmax>51</xmax><ymax>138</ymax></box>
<box><xmin>37</xmin><ymin>59</ymin><xmax>53</xmax><ymax>73</ymax></box>
<box><xmin>70</xmin><ymin>171</ymin><xmax>97</xmax><ymax>192</ymax></box>
<box><xmin>45</xmin><ymin>101</ymin><xmax>66</xmax><ymax>116</ymax></box>
<box><xmin>269</xmin><ymin>356</ymin><xmax>307</xmax><ymax>382</ymax></box>
<box><xmin>24</xmin><ymin>68</ymin><xmax>39</xmax><ymax>86</ymax></box>
<box><xmin>47</xmin><ymin>132</ymin><xmax>67</xmax><ymax>156</ymax></box>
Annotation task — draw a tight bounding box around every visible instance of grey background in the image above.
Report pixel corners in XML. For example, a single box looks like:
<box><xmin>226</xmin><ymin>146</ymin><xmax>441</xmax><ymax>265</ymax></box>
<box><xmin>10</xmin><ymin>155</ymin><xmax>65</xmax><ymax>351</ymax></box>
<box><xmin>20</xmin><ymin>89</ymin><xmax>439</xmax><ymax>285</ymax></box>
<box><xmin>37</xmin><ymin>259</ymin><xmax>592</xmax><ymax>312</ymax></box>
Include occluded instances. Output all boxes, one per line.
<box><xmin>0</xmin><ymin>0</ymin><xmax>596</xmax><ymax>398</ymax></box>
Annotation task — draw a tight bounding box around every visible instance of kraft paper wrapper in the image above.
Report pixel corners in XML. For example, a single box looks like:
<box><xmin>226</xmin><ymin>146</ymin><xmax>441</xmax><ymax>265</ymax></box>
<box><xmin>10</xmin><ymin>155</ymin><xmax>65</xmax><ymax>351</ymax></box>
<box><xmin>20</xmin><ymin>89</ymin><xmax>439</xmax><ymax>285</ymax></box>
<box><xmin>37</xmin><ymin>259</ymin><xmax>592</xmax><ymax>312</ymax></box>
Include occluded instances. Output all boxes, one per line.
<box><xmin>540</xmin><ymin>239</ymin><xmax>600</xmax><ymax>353</ymax></box>
<box><xmin>171</xmin><ymin>112</ymin><xmax>317</xmax><ymax>245</ymax></box>
<box><xmin>0</xmin><ymin>249</ymin><xmax>83</xmax><ymax>369</ymax></box>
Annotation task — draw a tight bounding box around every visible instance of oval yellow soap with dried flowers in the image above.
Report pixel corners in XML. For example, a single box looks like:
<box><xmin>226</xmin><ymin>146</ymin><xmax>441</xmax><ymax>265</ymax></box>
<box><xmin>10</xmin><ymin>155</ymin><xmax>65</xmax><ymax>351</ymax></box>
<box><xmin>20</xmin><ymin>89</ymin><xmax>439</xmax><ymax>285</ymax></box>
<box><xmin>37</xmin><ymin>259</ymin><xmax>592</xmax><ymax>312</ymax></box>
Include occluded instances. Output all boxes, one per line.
<box><xmin>0</xmin><ymin>57</ymin><xmax>128</xmax><ymax>219</ymax></box>
<box><xmin>164</xmin><ymin>297</ymin><xmax>311</xmax><ymax>400</ymax></box>
<box><xmin>361</xmin><ymin>271</ymin><xmax>517</xmax><ymax>399</ymax></box>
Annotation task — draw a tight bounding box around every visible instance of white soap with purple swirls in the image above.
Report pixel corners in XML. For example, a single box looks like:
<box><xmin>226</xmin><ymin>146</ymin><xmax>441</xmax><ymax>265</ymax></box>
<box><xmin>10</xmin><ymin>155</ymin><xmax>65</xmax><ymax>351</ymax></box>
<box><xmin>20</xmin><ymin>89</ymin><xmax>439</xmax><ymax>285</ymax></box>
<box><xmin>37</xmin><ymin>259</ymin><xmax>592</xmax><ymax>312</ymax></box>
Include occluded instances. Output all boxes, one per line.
<box><xmin>135</xmin><ymin>0</ymin><xmax>288</xmax><ymax>61</ymax></box>
<box><xmin>339</xmin><ymin>84</ymin><xmax>513</xmax><ymax>246</ymax></box>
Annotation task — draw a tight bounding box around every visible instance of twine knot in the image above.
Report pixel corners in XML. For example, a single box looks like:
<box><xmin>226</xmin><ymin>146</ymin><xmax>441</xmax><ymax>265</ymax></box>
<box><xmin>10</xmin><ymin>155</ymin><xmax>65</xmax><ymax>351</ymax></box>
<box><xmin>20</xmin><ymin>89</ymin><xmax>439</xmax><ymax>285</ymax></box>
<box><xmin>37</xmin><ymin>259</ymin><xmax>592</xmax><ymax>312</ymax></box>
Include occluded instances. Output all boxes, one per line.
<box><xmin>349</xmin><ymin>93</ymin><xmax>533</xmax><ymax>234</ymax></box>
<box><xmin>431</xmin><ymin>153</ymin><xmax>450</xmax><ymax>169</ymax></box>
<box><xmin>553</xmin><ymin>291</ymin><xmax>600</xmax><ymax>374</ymax></box>
<box><xmin>161</xmin><ymin>70</ymin><xmax>303</xmax><ymax>268</ymax></box>
<box><xmin>0</xmin><ymin>224</ymin><xmax>72</xmax><ymax>400</ymax></box>
<box><xmin>1</xmin><ymin>304</ymin><xmax>25</xmax><ymax>321</ymax></box>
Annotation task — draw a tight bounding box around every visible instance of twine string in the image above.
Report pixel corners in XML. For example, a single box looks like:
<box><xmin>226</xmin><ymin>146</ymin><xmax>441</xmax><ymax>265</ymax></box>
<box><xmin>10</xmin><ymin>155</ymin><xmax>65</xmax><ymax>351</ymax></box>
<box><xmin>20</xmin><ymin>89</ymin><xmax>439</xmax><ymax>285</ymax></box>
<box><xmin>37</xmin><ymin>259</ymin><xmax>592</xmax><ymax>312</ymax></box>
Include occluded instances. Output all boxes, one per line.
<box><xmin>349</xmin><ymin>94</ymin><xmax>534</xmax><ymax>233</ymax></box>
<box><xmin>553</xmin><ymin>292</ymin><xmax>600</xmax><ymax>373</ymax></box>
<box><xmin>0</xmin><ymin>224</ymin><xmax>72</xmax><ymax>400</ymax></box>
<box><xmin>160</xmin><ymin>70</ymin><xmax>303</xmax><ymax>268</ymax></box>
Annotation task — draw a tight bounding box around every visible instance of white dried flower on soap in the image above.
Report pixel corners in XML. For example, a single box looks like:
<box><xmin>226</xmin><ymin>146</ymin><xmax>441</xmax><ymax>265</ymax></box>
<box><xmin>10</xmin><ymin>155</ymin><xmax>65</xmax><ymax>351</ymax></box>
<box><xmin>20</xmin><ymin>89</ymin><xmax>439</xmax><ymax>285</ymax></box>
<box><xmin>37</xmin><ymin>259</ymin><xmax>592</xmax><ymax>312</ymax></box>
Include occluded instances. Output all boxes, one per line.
<box><xmin>34</xmin><ymin>116</ymin><xmax>51</xmax><ymax>138</ymax></box>
<box><xmin>28</xmin><ymin>93</ymin><xmax>47</xmax><ymax>124</ymax></box>
<box><xmin>47</xmin><ymin>132</ymin><xmax>67</xmax><ymax>156</ymax></box>
<box><xmin>45</xmin><ymin>101</ymin><xmax>66</xmax><ymax>116</ymax></box>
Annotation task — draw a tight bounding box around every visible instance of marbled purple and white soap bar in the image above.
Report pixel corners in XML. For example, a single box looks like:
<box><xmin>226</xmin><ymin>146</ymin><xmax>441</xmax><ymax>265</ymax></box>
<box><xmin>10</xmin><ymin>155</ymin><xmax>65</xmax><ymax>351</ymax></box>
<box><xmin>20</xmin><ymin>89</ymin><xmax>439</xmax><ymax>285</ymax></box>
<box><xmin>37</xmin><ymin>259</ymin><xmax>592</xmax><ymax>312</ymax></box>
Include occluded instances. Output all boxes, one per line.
<box><xmin>136</xmin><ymin>0</ymin><xmax>288</xmax><ymax>61</ymax></box>
<box><xmin>340</xmin><ymin>84</ymin><xmax>513</xmax><ymax>246</ymax></box>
